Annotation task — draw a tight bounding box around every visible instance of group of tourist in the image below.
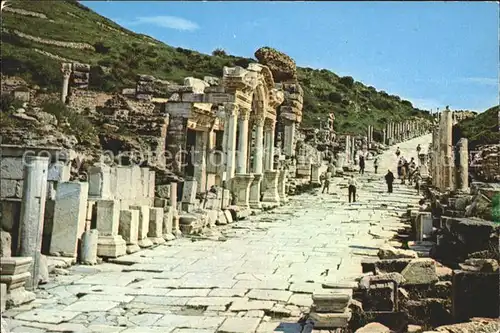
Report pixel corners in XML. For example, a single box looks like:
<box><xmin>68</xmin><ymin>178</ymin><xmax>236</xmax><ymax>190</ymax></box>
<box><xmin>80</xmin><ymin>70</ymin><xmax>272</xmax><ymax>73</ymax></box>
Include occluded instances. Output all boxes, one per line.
<box><xmin>319</xmin><ymin>144</ymin><xmax>424</xmax><ymax>202</ymax></box>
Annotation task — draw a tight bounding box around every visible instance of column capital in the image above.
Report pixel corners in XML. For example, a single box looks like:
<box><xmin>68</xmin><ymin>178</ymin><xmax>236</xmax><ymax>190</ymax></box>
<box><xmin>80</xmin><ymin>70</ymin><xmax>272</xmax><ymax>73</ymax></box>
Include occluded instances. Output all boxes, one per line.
<box><xmin>264</xmin><ymin>118</ymin><xmax>275</xmax><ymax>131</ymax></box>
<box><xmin>224</xmin><ymin>103</ymin><xmax>239</xmax><ymax>117</ymax></box>
<box><xmin>239</xmin><ymin>108</ymin><xmax>251</xmax><ymax>121</ymax></box>
<box><xmin>61</xmin><ymin>62</ymin><xmax>72</xmax><ymax>77</ymax></box>
<box><xmin>253</xmin><ymin>114</ymin><xmax>265</xmax><ymax>127</ymax></box>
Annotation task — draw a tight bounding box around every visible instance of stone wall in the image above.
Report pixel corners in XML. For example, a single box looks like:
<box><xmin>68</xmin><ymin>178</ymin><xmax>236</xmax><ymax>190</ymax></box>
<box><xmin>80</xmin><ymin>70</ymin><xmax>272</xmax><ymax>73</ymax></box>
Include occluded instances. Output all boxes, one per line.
<box><xmin>471</xmin><ymin>144</ymin><xmax>500</xmax><ymax>182</ymax></box>
<box><xmin>67</xmin><ymin>90</ymin><xmax>112</xmax><ymax>112</ymax></box>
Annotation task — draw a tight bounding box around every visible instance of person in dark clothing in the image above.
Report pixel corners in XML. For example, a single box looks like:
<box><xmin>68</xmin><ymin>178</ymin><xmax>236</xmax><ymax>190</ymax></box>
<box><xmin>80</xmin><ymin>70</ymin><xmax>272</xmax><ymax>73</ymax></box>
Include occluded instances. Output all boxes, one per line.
<box><xmin>373</xmin><ymin>157</ymin><xmax>379</xmax><ymax>174</ymax></box>
<box><xmin>395</xmin><ymin>147</ymin><xmax>401</xmax><ymax>157</ymax></box>
<box><xmin>348</xmin><ymin>175</ymin><xmax>357</xmax><ymax>203</ymax></box>
<box><xmin>385</xmin><ymin>169</ymin><xmax>395</xmax><ymax>193</ymax></box>
<box><xmin>359</xmin><ymin>155</ymin><xmax>365</xmax><ymax>175</ymax></box>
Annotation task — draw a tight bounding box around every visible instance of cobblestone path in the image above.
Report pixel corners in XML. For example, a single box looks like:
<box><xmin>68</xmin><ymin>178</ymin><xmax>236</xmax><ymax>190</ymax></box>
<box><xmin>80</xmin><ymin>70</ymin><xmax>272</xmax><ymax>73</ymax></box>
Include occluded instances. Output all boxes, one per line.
<box><xmin>3</xmin><ymin>135</ymin><xmax>431</xmax><ymax>333</ymax></box>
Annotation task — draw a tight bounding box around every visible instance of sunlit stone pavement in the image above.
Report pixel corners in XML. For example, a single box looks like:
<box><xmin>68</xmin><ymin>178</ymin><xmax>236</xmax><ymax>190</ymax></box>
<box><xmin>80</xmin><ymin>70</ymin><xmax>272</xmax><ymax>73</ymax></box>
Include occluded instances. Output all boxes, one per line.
<box><xmin>2</xmin><ymin>135</ymin><xmax>431</xmax><ymax>333</ymax></box>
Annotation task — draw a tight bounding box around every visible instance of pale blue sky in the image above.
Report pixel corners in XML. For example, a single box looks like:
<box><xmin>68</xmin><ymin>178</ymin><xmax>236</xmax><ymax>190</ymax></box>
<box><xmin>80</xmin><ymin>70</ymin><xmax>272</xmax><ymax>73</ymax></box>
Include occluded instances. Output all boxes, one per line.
<box><xmin>83</xmin><ymin>1</ymin><xmax>499</xmax><ymax>112</ymax></box>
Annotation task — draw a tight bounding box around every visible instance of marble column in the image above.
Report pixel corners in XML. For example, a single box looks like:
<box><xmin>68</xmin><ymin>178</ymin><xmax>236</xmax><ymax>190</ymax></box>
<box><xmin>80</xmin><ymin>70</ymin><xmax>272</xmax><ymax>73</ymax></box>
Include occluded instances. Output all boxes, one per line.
<box><xmin>283</xmin><ymin>120</ymin><xmax>296</xmax><ymax>157</ymax></box>
<box><xmin>456</xmin><ymin>138</ymin><xmax>469</xmax><ymax>192</ymax></box>
<box><xmin>261</xmin><ymin>120</ymin><xmax>280</xmax><ymax>207</ymax></box>
<box><xmin>382</xmin><ymin>129</ymin><xmax>387</xmax><ymax>145</ymax></box>
<box><xmin>18</xmin><ymin>156</ymin><xmax>49</xmax><ymax>290</ymax></box>
<box><xmin>61</xmin><ymin>63</ymin><xmax>72</xmax><ymax>104</ymax></box>
<box><xmin>350</xmin><ymin>136</ymin><xmax>356</xmax><ymax>164</ymax></box>
<box><xmin>431</xmin><ymin>126</ymin><xmax>440</xmax><ymax>188</ymax></box>
<box><xmin>236</xmin><ymin>109</ymin><xmax>250</xmax><ymax>174</ymax></box>
<box><xmin>233</xmin><ymin>108</ymin><xmax>253</xmax><ymax>209</ymax></box>
<box><xmin>225</xmin><ymin>103</ymin><xmax>238</xmax><ymax>180</ymax></box>
<box><xmin>249</xmin><ymin>116</ymin><xmax>265</xmax><ymax>209</ymax></box>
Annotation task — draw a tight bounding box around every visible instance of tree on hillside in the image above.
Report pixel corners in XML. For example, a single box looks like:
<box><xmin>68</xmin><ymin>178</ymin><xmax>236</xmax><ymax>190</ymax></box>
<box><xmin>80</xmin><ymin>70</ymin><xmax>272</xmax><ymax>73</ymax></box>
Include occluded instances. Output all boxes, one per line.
<box><xmin>212</xmin><ymin>48</ymin><xmax>227</xmax><ymax>57</ymax></box>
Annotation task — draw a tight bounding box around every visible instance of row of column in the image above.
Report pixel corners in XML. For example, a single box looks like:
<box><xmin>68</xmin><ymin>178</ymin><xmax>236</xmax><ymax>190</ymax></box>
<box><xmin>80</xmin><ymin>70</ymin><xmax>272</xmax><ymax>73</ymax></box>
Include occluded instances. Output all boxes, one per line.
<box><xmin>385</xmin><ymin>120</ymin><xmax>427</xmax><ymax>145</ymax></box>
<box><xmin>220</xmin><ymin>104</ymin><xmax>286</xmax><ymax>210</ymax></box>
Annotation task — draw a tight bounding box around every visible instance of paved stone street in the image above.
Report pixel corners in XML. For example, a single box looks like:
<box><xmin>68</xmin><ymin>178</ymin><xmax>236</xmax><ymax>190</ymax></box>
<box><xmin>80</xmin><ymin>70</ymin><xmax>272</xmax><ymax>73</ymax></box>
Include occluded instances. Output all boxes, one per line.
<box><xmin>3</xmin><ymin>135</ymin><xmax>431</xmax><ymax>333</ymax></box>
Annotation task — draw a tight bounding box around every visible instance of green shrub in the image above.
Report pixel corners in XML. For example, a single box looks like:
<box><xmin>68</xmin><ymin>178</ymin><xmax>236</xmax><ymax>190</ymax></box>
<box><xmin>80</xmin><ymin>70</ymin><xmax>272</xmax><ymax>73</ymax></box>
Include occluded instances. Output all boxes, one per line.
<box><xmin>212</xmin><ymin>48</ymin><xmax>227</xmax><ymax>57</ymax></box>
<box><xmin>339</xmin><ymin>76</ymin><xmax>354</xmax><ymax>88</ymax></box>
<box><xmin>328</xmin><ymin>91</ymin><xmax>342</xmax><ymax>103</ymax></box>
<box><xmin>0</xmin><ymin>94</ymin><xmax>24</xmax><ymax>112</ymax></box>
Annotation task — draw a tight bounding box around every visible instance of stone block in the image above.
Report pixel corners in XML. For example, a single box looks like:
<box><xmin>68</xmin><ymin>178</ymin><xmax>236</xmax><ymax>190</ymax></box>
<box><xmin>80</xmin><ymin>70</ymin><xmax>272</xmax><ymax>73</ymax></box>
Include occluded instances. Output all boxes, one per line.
<box><xmin>0</xmin><ymin>179</ymin><xmax>18</xmax><ymax>198</ymax></box>
<box><xmin>155</xmin><ymin>184</ymin><xmax>170</xmax><ymax>199</ymax></box>
<box><xmin>130</xmin><ymin>166</ymin><xmax>142</xmax><ymax>201</ymax></box>
<box><xmin>148</xmin><ymin>171</ymin><xmax>156</xmax><ymax>199</ymax></box>
<box><xmin>0</xmin><ymin>157</ymin><xmax>24</xmax><ymax>180</ymax></box>
<box><xmin>355</xmin><ymin>322</ymin><xmax>390</xmax><ymax>333</ymax></box>
<box><xmin>47</xmin><ymin>161</ymin><xmax>70</xmax><ymax>182</ymax></box>
<box><xmin>0</xmin><ymin>283</ymin><xmax>6</xmax><ymax>312</ymax></box>
<box><xmin>309</xmin><ymin>309</ymin><xmax>352</xmax><ymax>328</ymax></box>
<box><xmin>148</xmin><ymin>207</ymin><xmax>165</xmax><ymax>244</ymax></box>
<box><xmin>312</xmin><ymin>292</ymin><xmax>350</xmax><ymax>313</ymax></box>
<box><xmin>401</xmin><ymin>259</ymin><xmax>438</xmax><ymax>285</ymax></box>
<box><xmin>162</xmin><ymin>206</ymin><xmax>174</xmax><ymax>236</ymax></box>
<box><xmin>129</xmin><ymin>205</ymin><xmax>152</xmax><ymax>248</ymax></box>
<box><xmin>97</xmin><ymin>235</ymin><xmax>126</xmax><ymax>258</ymax></box>
<box><xmin>361</xmin><ymin>258</ymin><xmax>413</xmax><ymax>274</ymax></box>
<box><xmin>182</xmin><ymin>180</ymin><xmax>197</xmax><ymax>204</ymax></box>
<box><xmin>0</xmin><ymin>257</ymin><xmax>32</xmax><ymax>278</ymax></box>
<box><xmin>88</xmin><ymin>164</ymin><xmax>112</xmax><ymax>199</ymax></box>
<box><xmin>114</xmin><ymin>167</ymin><xmax>132</xmax><ymax>199</ymax></box>
<box><xmin>119</xmin><ymin>210</ymin><xmax>139</xmax><ymax>245</ymax></box>
<box><xmin>1</xmin><ymin>231</ymin><xmax>12</xmax><ymax>257</ymax></box>
<box><xmin>378</xmin><ymin>244</ymin><xmax>418</xmax><ymax>259</ymax></box>
<box><xmin>224</xmin><ymin>209</ymin><xmax>233</xmax><ymax>223</ymax></box>
<box><xmin>95</xmin><ymin>200</ymin><xmax>121</xmax><ymax>236</ymax></box>
<box><xmin>452</xmin><ymin>269</ymin><xmax>499</xmax><ymax>321</ymax></box>
<box><xmin>1</xmin><ymin>200</ymin><xmax>20</xmax><ymax>232</ymax></box>
<box><xmin>49</xmin><ymin>182</ymin><xmax>89</xmax><ymax>258</ymax></box>
<box><xmin>416</xmin><ymin>212</ymin><xmax>433</xmax><ymax>241</ymax></box>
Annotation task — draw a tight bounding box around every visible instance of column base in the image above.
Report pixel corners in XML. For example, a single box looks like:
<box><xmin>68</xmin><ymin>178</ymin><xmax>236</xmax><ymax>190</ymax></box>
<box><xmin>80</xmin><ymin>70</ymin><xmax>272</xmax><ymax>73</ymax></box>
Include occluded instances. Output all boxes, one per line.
<box><xmin>232</xmin><ymin>173</ymin><xmax>254</xmax><ymax>209</ymax></box>
<box><xmin>126</xmin><ymin>244</ymin><xmax>140</xmax><ymax>254</ymax></box>
<box><xmin>149</xmin><ymin>237</ymin><xmax>166</xmax><ymax>245</ymax></box>
<box><xmin>262</xmin><ymin>170</ymin><xmax>280</xmax><ymax>206</ymax></box>
<box><xmin>138</xmin><ymin>237</ymin><xmax>154</xmax><ymax>248</ymax></box>
<box><xmin>278</xmin><ymin>170</ymin><xmax>289</xmax><ymax>204</ymax></box>
<box><xmin>249</xmin><ymin>174</ymin><xmax>263</xmax><ymax>209</ymax></box>
<box><xmin>97</xmin><ymin>235</ymin><xmax>127</xmax><ymax>258</ymax></box>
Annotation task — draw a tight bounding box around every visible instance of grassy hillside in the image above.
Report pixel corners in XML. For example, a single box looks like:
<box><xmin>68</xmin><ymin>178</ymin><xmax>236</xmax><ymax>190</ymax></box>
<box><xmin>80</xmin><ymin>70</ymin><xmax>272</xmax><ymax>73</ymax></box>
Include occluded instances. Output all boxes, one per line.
<box><xmin>1</xmin><ymin>0</ymin><xmax>431</xmax><ymax>134</ymax></box>
<box><xmin>454</xmin><ymin>105</ymin><xmax>499</xmax><ymax>149</ymax></box>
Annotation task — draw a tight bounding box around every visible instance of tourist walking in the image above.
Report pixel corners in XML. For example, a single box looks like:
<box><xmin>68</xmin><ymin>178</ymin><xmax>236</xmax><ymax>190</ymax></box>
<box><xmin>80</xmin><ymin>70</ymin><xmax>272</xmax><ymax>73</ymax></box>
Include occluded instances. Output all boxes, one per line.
<box><xmin>348</xmin><ymin>175</ymin><xmax>357</xmax><ymax>203</ymax></box>
<box><xmin>321</xmin><ymin>170</ymin><xmax>332</xmax><ymax>194</ymax></box>
<box><xmin>385</xmin><ymin>169</ymin><xmax>395</xmax><ymax>193</ymax></box>
<box><xmin>397</xmin><ymin>158</ymin><xmax>404</xmax><ymax>179</ymax></box>
<box><xmin>373</xmin><ymin>157</ymin><xmax>379</xmax><ymax>174</ymax></box>
<box><xmin>416</xmin><ymin>144</ymin><xmax>421</xmax><ymax>154</ymax></box>
<box><xmin>359</xmin><ymin>155</ymin><xmax>365</xmax><ymax>175</ymax></box>
<box><xmin>414</xmin><ymin>170</ymin><xmax>422</xmax><ymax>195</ymax></box>
<box><xmin>395</xmin><ymin>147</ymin><xmax>401</xmax><ymax>157</ymax></box>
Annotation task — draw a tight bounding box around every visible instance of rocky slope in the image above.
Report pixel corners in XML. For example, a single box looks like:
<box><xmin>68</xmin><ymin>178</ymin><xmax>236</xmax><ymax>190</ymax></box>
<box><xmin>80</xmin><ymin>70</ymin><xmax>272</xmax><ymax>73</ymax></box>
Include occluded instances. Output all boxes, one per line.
<box><xmin>1</xmin><ymin>0</ymin><xmax>431</xmax><ymax>134</ymax></box>
<box><xmin>453</xmin><ymin>105</ymin><xmax>499</xmax><ymax>149</ymax></box>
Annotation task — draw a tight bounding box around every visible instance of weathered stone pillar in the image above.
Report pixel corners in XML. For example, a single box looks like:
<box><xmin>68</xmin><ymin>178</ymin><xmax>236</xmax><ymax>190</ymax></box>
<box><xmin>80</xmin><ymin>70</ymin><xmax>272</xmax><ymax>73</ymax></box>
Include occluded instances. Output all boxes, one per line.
<box><xmin>264</xmin><ymin>121</ymin><xmax>275</xmax><ymax>171</ymax></box>
<box><xmin>283</xmin><ymin>120</ymin><xmax>296</xmax><ymax>157</ymax></box>
<box><xmin>382</xmin><ymin>129</ymin><xmax>387</xmax><ymax>145</ymax></box>
<box><xmin>18</xmin><ymin>156</ymin><xmax>49</xmax><ymax>290</ymax></box>
<box><xmin>61</xmin><ymin>63</ymin><xmax>72</xmax><ymax>104</ymax></box>
<box><xmin>236</xmin><ymin>108</ymin><xmax>250</xmax><ymax>174</ymax></box>
<box><xmin>456</xmin><ymin>138</ymin><xmax>469</xmax><ymax>191</ymax></box>
<box><xmin>225</xmin><ymin>103</ymin><xmax>238</xmax><ymax>180</ymax></box>
<box><xmin>249</xmin><ymin>116</ymin><xmax>265</xmax><ymax>209</ymax></box>
<box><xmin>278</xmin><ymin>170</ymin><xmax>288</xmax><ymax>204</ymax></box>
<box><xmin>431</xmin><ymin>126</ymin><xmax>440</xmax><ymax>187</ymax></box>
<box><xmin>350</xmin><ymin>136</ymin><xmax>356</xmax><ymax>164</ymax></box>
<box><xmin>345</xmin><ymin>135</ymin><xmax>350</xmax><ymax>162</ymax></box>
<box><xmin>440</xmin><ymin>108</ymin><xmax>454</xmax><ymax>190</ymax></box>
<box><xmin>193</xmin><ymin>130</ymin><xmax>208</xmax><ymax>193</ymax></box>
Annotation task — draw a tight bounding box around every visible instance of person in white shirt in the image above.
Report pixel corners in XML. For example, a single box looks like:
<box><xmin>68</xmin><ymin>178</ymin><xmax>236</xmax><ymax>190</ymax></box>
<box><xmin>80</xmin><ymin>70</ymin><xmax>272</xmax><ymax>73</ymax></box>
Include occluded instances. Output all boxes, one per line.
<box><xmin>348</xmin><ymin>175</ymin><xmax>357</xmax><ymax>203</ymax></box>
